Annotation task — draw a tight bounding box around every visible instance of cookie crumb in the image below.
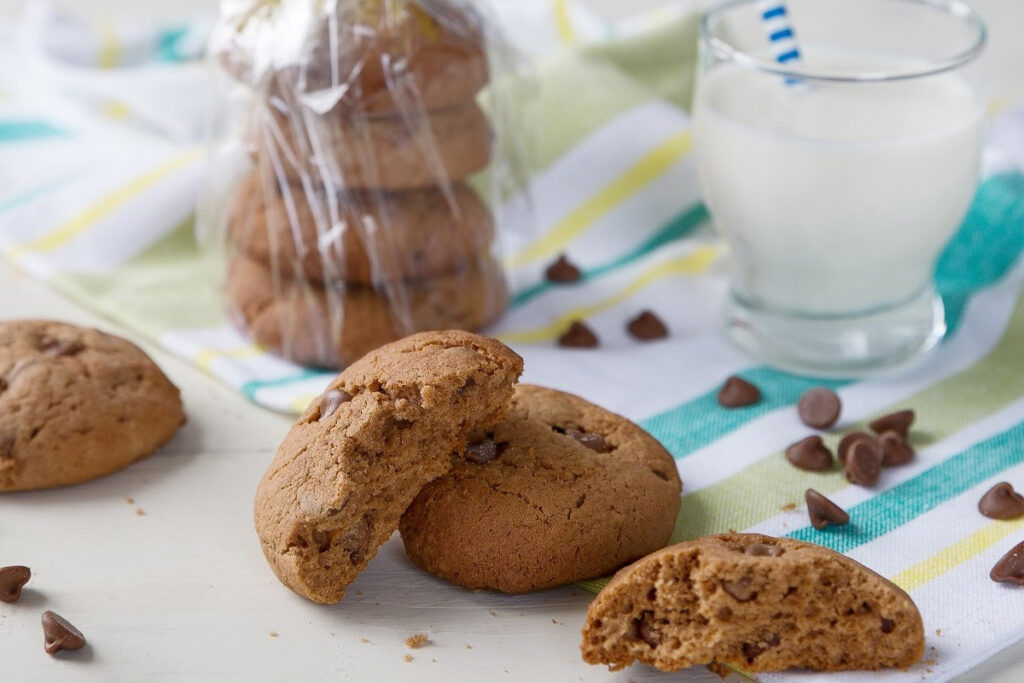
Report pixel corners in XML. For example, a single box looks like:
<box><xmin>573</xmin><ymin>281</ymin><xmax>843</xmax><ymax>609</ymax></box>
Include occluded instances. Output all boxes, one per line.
<box><xmin>490</xmin><ymin>611</ymin><xmax>498</xmax><ymax>618</ymax></box>
<box><xmin>780</xmin><ymin>502</ymin><xmax>797</xmax><ymax>512</ymax></box>
<box><xmin>125</xmin><ymin>497</ymin><xmax>134</xmax><ymax>504</ymax></box>
<box><xmin>135</xmin><ymin>508</ymin><xmax>145</xmax><ymax>516</ymax></box>
<box><xmin>706</xmin><ymin>662</ymin><xmax>731</xmax><ymax>679</ymax></box>
<box><xmin>936</xmin><ymin>628</ymin><xmax>942</xmax><ymax>636</ymax></box>
<box><xmin>405</xmin><ymin>633</ymin><xmax>430</xmax><ymax>649</ymax></box>
<box><xmin>465</xmin><ymin>644</ymin><xmax>472</xmax><ymax>650</ymax></box>
<box><xmin>268</xmin><ymin>631</ymin><xmax>278</xmax><ymax>638</ymax></box>
<box><xmin>403</xmin><ymin>654</ymin><xmax>414</xmax><ymax>663</ymax></box>
<box><xmin>551</xmin><ymin>619</ymin><xmax>557</xmax><ymax>624</ymax></box>
<box><xmin>360</xmin><ymin>637</ymin><xmax>369</xmax><ymax>644</ymax></box>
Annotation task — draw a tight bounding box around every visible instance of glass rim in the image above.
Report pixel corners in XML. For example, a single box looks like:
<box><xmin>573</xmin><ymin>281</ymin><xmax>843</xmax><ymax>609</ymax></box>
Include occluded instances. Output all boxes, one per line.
<box><xmin>700</xmin><ymin>0</ymin><xmax>987</xmax><ymax>83</ymax></box>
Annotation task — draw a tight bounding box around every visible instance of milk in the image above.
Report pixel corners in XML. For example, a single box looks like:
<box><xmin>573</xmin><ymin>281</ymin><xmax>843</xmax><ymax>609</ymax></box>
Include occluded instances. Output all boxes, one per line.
<box><xmin>694</xmin><ymin>49</ymin><xmax>983</xmax><ymax>316</ymax></box>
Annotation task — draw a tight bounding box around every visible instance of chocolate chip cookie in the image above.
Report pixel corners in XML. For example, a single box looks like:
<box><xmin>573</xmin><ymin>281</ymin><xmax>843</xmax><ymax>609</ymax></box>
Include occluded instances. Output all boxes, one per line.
<box><xmin>256</xmin><ymin>100</ymin><xmax>492</xmax><ymax>190</ymax></box>
<box><xmin>0</xmin><ymin>320</ymin><xmax>185</xmax><ymax>491</ymax></box>
<box><xmin>399</xmin><ymin>384</ymin><xmax>681</xmax><ymax>593</ymax></box>
<box><xmin>225</xmin><ymin>253</ymin><xmax>507</xmax><ymax>369</ymax></box>
<box><xmin>228</xmin><ymin>173</ymin><xmax>494</xmax><ymax>285</ymax></box>
<box><xmin>218</xmin><ymin>0</ymin><xmax>488</xmax><ymax>114</ymax></box>
<box><xmin>253</xmin><ymin>331</ymin><xmax>523</xmax><ymax>604</ymax></box>
<box><xmin>581</xmin><ymin>534</ymin><xmax>924</xmax><ymax>673</ymax></box>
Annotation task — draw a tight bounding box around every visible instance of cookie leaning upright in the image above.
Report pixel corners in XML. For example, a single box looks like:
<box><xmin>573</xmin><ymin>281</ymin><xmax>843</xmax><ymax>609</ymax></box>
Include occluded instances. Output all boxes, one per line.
<box><xmin>0</xmin><ymin>320</ymin><xmax>185</xmax><ymax>491</ymax></box>
<box><xmin>581</xmin><ymin>533</ymin><xmax>924</xmax><ymax>673</ymax></box>
<box><xmin>253</xmin><ymin>331</ymin><xmax>523</xmax><ymax>604</ymax></box>
<box><xmin>400</xmin><ymin>384</ymin><xmax>681</xmax><ymax>593</ymax></box>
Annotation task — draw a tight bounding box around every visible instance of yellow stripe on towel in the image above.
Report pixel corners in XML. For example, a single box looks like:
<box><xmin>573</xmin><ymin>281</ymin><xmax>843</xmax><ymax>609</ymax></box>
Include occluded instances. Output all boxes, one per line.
<box><xmin>498</xmin><ymin>245</ymin><xmax>719</xmax><ymax>344</ymax></box>
<box><xmin>6</xmin><ymin>148</ymin><xmax>202</xmax><ymax>259</ymax></box>
<box><xmin>510</xmin><ymin>130</ymin><xmax>692</xmax><ymax>268</ymax></box>
<box><xmin>98</xmin><ymin>22</ymin><xmax>120</xmax><ymax>69</ymax></box>
<box><xmin>893</xmin><ymin>517</ymin><xmax>1024</xmax><ymax>594</ymax></box>
<box><xmin>194</xmin><ymin>344</ymin><xmax>263</xmax><ymax>374</ymax></box>
<box><xmin>553</xmin><ymin>0</ymin><xmax>576</xmax><ymax>44</ymax></box>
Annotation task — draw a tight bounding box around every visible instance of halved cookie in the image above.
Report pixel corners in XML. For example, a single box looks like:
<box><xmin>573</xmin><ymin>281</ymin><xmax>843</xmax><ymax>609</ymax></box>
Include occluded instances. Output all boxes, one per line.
<box><xmin>253</xmin><ymin>331</ymin><xmax>523</xmax><ymax>604</ymax></box>
<box><xmin>581</xmin><ymin>533</ymin><xmax>924</xmax><ymax>673</ymax></box>
<box><xmin>400</xmin><ymin>384</ymin><xmax>681</xmax><ymax>593</ymax></box>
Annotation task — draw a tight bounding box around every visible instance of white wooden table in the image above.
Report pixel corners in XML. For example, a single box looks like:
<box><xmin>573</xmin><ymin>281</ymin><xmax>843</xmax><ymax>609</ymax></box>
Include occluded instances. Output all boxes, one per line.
<box><xmin>2</xmin><ymin>1</ymin><xmax>1023</xmax><ymax>680</ymax></box>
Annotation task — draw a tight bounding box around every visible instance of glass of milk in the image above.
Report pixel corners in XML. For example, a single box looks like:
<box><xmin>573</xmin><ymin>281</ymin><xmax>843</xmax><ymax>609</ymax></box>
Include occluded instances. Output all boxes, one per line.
<box><xmin>694</xmin><ymin>0</ymin><xmax>986</xmax><ymax>376</ymax></box>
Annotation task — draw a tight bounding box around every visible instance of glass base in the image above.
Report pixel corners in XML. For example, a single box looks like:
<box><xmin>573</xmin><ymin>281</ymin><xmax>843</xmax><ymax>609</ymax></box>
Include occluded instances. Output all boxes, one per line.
<box><xmin>724</xmin><ymin>289</ymin><xmax>947</xmax><ymax>378</ymax></box>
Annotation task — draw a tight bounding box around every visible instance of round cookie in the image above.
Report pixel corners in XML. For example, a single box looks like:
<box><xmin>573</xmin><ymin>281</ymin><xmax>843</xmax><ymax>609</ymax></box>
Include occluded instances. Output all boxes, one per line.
<box><xmin>253</xmin><ymin>330</ymin><xmax>524</xmax><ymax>604</ymax></box>
<box><xmin>255</xmin><ymin>100</ymin><xmax>492</xmax><ymax>190</ymax></box>
<box><xmin>399</xmin><ymin>384</ymin><xmax>682</xmax><ymax>593</ymax></box>
<box><xmin>228</xmin><ymin>172</ymin><xmax>494</xmax><ymax>285</ymax></box>
<box><xmin>225</xmin><ymin>252</ymin><xmax>507</xmax><ymax>369</ymax></box>
<box><xmin>217</xmin><ymin>0</ymin><xmax>488</xmax><ymax>113</ymax></box>
<box><xmin>0</xmin><ymin>320</ymin><xmax>185</xmax><ymax>491</ymax></box>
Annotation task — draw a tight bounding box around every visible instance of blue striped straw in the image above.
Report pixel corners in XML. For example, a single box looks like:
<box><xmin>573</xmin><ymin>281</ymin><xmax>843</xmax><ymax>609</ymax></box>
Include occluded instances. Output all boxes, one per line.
<box><xmin>756</xmin><ymin>0</ymin><xmax>802</xmax><ymax>67</ymax></box>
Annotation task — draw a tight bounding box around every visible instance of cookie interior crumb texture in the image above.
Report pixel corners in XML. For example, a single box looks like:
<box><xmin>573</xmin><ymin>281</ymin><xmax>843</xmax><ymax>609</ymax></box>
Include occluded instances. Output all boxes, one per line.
<box><xmin>581</xmin><ymin>533</ymin><xmax>924</xmax><ymax>673</ymax></box>
<box><xmin>253</xmin><ymin>331</ymin><xmax>523</xmax><ymax>604</ymax></box>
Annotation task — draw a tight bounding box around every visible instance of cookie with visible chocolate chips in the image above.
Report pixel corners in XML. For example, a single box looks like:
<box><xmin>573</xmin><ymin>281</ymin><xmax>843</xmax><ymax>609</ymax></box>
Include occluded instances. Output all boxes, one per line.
<box><xmin>0</xmin><ymin>320</ymin><xmax>184</xmax><ymax>491</ymax></box>
<box><xmin>581</xmin><ymin>533</ymin><xmax>924</xmax><ymax>674</ymax></box>
<box><xmin>253</xmin><ymin>331</ymin><xmax>523</xmax><ymax>604</ymax></box>
<box><xmin>399</xmin><ymin>384</ymin><xmax>681</xmax><ymax>593</ymax></box>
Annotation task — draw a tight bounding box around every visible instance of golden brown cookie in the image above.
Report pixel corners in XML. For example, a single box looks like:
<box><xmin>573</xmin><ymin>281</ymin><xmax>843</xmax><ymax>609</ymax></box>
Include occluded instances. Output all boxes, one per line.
<box><xmin>0</xmin><ymin>320</ymin><xmax>185</xmax><ymax>491</ymax></box>
<box><xmin>225</xmin><ymin>253</ymin><xmax>507</xmax><ymax>369</ymax></box>
<box><xmin>581</xmin><ymin>533</ymin><xmax>925</xmax><ymax>673</ymax></box>
<box><xmin>228</xmin><ymin>172</ymin><xmax>494</xmax><ymax>285</ymax></box>
<box><xmin>253</xmin><ymin>331</ymin><xmax>523</xmax><ymax>604</ymax></box>
<box><xmin>254</xmin><ymin>100</ymin><xmax>492</xmax><ymax>190</ymax></box>
<box><xmin>399</xmin><ymin>384</ymin><xmax>681</xmax><ymax>593</ymax></box>
<box><xmin>218</xmin><ymin>0</ymin><xmax>489</xmax><ymax>114</ymax></box>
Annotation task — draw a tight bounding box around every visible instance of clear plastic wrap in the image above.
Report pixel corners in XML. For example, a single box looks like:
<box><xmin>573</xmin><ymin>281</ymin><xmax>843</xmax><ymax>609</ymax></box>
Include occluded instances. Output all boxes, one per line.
<box><xmin>202</xmin><ymin>0</ymin><xmax>531</xmax><ymax>368</ymax></box>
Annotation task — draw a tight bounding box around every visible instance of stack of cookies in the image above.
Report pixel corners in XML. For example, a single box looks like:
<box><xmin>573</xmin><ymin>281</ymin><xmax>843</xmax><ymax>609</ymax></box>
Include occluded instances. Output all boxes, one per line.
<box><xmin>217</xmin><ymin>0</ymin><xmax>507</xmax><ymax>368</ymax></box>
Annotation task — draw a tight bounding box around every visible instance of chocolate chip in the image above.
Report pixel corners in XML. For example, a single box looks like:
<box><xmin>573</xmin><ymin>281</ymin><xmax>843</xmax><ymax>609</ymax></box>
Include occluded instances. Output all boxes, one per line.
<box><xmin>627</xmin><ymin>311</ymin><xmax>669</xmax><ymax>341</ymax></box>
<box><xmin>879</xmin><ymin>430</ymin><xmax>915</xmax><ymax>467</ymax></box>
<box><xmin>717</xmin><ymin>376</ymin><xmax>761</xmax><ymax>408</ymax></box>
<box><xmin>979</xmin><ymin>483</ymin><xmax>1024</xmax><ymax>520</ymax></box>
<box><xmin>558</xmin><ymin>321</ymin><xmax>599</xmax><ymax>348</ymax></box>
<box><xmin>991</xmin><ymin>541</ymin><xmax>1024</xmax><ymax>585</ymax></box>
<box><xmin>869</xmin><ymin>410</ymin><xmax>915</xmax><ymax>438</ymax></box>
<box><xmin>745</xmin><ymin>543</ymin><xmax>783</xmax><ymax>557</ymax></box>
<box><xmin>721</xmin><ymin>576</ymin><xmax>756</xmax><ymax>602</ymax></box>
<box><xmin>837</xmin><ymin>431</ymin><xmax>877</xmax><ymax>466</ymax></box>
<box><xmin>41</xmin><ymin>611</ymin><xmax>86</xmax><ymax>655</ymax></box>
<box><xmin>466</xmin><ymin>438</ymin><xmax>508</xmax><ymax>464</ymax></box>
<box><xmin>0</xmin><ymin>566</ymin><xmax>30</xmax><ymax>603</ymax></box>
<box><xmin>798</xmin><ymin>388</ymin><xmax>841</xmax><ymax>430</ymax></box>
<box><xmin>845</xmin><ymin>439</ymin><xmax>883</xmax><ymax>487</ymax></box>
<box><xmin>40</xmin><ymin>338</ymin><xmax>85</xmax><ymax>357</ymax></box>
<box><xmin>741</xmin><ymin>634</ymin><xmax>780</xmax><ymax>663</ymax></box>
<box><xmin>318</xmin><ymin>390</ymin><xmax>352</xmax><ymax>421</ymax></box>
<box><xmin>634</xmin><ymin>611</ymin><xmax>660</xmax><ymax>647</ymax></box>
<box><xmin>880</xmin><ymin>618</ymin><xmax>896</xmax><ymax>634</ymax></box>
<box><xmin>785</xmin><ymin>436</ymin><xmax>834</xmax><ymax>472</ymax></box>
<box><xmin>545</xmin><ymin>254</ymin><xmax>582</xmax><ymax>283</ymax></box>
<box><xmin>343</xmin><ymin>516</ymin><xmax>372</xmax><ymax>565</ymax></box>
<box><xmin>805</xmin><ymin>489</ymin><xmax>850</xmax><ymax>530</ymax></box>
<box><xmin>566</xmin><ymin>429</ymin><xmax>611</xmax><ymax>453</ymax></box>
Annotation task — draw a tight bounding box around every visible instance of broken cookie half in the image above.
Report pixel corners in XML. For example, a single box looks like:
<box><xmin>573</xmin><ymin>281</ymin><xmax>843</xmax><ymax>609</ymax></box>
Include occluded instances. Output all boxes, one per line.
<box><xmin>581</xmin><ymin>533</ymin><xmax>924</xmax><ymax>673</ymax></box>
<box><xmin>253</xmin><ymin>331</ymin><xmax>523</xmax><ymax>604</ymax></box>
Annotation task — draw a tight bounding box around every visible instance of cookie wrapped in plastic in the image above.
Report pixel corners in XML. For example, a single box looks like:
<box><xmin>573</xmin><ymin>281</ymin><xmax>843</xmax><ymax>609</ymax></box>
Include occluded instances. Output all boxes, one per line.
<box><xmin>202</xmin><ymin>0</ymin><xmax>531</xmax><ymax>368</ymax></box>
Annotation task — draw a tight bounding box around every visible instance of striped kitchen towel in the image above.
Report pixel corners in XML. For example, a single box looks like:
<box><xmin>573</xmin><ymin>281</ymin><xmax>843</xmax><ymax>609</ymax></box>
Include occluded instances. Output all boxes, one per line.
<box><xmin>2</xmin><ymin>2</ymin><xmax>1024</xmax><ymax>680</ymax></box>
